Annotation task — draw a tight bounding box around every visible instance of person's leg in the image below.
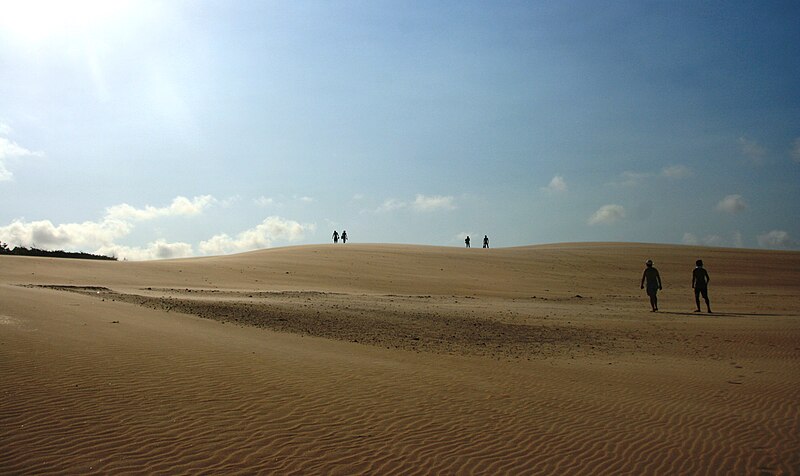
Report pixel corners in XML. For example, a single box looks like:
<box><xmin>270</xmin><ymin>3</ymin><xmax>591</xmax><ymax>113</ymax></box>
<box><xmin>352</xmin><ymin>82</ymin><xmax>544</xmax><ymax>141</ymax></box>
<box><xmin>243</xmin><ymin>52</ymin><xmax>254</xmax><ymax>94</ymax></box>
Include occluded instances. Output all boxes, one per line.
<box><xmin>702</xmin><ymin>288</ymin><xmax>711</xmax><ymax>313</ymax></box>
<box><xmin>648</xmin><ymin>291</ymin><xmax>657</xmax><ymax>311</ymax></box>
<box><xmin>694</xmin><ymin>289</ymin><xmax>701</xmax><ymax>312</ymax></box>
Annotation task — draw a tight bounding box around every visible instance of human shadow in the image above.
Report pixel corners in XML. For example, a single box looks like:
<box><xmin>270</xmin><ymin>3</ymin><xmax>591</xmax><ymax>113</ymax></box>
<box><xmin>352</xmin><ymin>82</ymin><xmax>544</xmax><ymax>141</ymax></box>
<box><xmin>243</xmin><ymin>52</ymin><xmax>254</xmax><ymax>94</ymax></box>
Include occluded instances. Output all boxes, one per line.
<box><xmin>659</xmin><ymin>311</ymin><xmax>791</xmax><ymax>318</ymax></box>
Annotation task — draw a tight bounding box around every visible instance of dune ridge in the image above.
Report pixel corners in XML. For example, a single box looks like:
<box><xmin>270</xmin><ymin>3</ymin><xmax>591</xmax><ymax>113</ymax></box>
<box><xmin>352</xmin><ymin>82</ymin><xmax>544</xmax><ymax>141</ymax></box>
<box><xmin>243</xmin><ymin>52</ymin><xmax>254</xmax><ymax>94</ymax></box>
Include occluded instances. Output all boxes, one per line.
<box><xmin>2</xmin><ymin>243</ymin><xmax>799</xmax><ymax>474</ymax></box>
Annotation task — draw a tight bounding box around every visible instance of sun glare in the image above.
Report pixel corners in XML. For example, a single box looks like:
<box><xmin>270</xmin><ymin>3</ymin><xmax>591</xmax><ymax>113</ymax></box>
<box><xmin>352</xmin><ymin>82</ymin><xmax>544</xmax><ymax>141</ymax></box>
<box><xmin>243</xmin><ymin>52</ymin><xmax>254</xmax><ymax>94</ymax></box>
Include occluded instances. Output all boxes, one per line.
<box><xmin>0</xmin><ymin>0</ymin><xmax>131</xmax><ymax>43</ymax></box>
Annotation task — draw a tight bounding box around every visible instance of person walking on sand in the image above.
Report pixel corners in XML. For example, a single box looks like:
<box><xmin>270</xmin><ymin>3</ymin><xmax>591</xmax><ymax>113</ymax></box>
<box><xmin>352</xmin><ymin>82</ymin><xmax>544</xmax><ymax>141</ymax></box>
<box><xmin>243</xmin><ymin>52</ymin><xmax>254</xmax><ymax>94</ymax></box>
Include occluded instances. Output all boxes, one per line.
<box><xmin>692</xmin><ymin>259</ymin><xmax>712</xmax><ymax>313</ymax></box>
<box><xmin>332</xmin><ymin>230</ymin><xmax>339</xmax><ymax>244</ymax></box>
<box><xmin>483</xmin><ymin>235</ymin><xmax>489</xmax><ymax>248</ymax></box>
<box><xmin>640</xmin><ymin>259</ymin><xmax>662</xmax><ymax>312</ymax></box>
<box><xmin>465</xmin><ymin>236</ymin><xmax>471</xmax><ymax>248</ymax></box>
<box><xmin>341</xmin><ymin>230</ymin><xmax>348</xmax><ymax>244</ymax></box>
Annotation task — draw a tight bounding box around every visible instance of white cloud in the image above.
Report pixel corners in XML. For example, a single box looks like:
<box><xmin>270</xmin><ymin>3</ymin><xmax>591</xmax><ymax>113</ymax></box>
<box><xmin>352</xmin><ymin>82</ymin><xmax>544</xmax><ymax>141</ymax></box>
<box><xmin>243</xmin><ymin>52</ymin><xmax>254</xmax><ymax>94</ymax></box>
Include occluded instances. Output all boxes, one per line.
<box><xmin>542</xmin><ymin>175</ymin><xmax>567</xmax><ymax>193</ymax></box>
<box><xmin>757</xmin><ymin>230</ymin><xmax>794</xmax><ymax>249</ymax></box>
<box><xmin>0</xmin><ymin>218</ymin><xmax>131</xmax><ymax>251</ymax></box>
<box><xmin>376</xmin><ymin>194</ymin><xmax>457</xmax><ymax>213</ymax></box>
<box><xmin>715</xmin><ymin>194</ymin><xmax>747</xmax><ymax>214</ymax></box>
<box><xmin>105</xmin><ymin>195</ymin><xmax>215</xmax><ymax>221</ymax></box>
<box><xmin>412</xmin><ymin>194</ymin><xmax>456</xmax><ymax>212</ymax></box>
<box><xmin>701</xmin><ymin>234</ymin><xmax>724</xmax><ymax>247</ymax></box>
<box><xmin>0</xmin><ymin>196</ymin><xmax>316</xmax><ymax>260</ymax></box>
<box><xmin>97</xmin><ymin>240</ymin><xmax>195</xmax><ymax>261</ymax></box>
<box><xmin>198</xmin><ymin>216</ymin><xmax>315</xmax><ymax>255</ymax></box>
<box><xmin>254</xmin><ymin>196</ymin><xmax>275</xmax><ymax>207</ymax></box>
<box><xmin>608</xmin><ymin>165</ymin><xmax>692</xmax><ymax>187</ymax></box>
<box><xmin>588</xmin><ymin>204</ymin><xmax>625</xmax><ymax>225</ymax></box>
<box><xmin>683</xmin><ymin>231</ymin><xmax>746</xmax><ymax>248</ymax></box>
<box><xmin>299</xmin><ymin>196</ymin><xmax>314</xmax><ymax>203</ymax></box>
<box><xmin>377</xmin><ymin>198</ymin><xmax>407</xmax><ymax>213</ymax></box>
<box><xmin>0</xmin><ymin>195</ymin><xmax>219</xmax><ymax>259</ymax></box>
<box><xmin>219</xmin><ymin>195</ymin><xmax>241</xmax><ymax>208</ymax></box>
<box><xmin>0</xmin><ymin>136</ymin><xmax>44</xmax><ymax>181</ymax></box>
<box><xmin>0</xmin><ymin>122</ymin><xmax>11</xmax><ymax>136</ymax></box>
<box><xmin>0</xmin><ymin>162</ymin><xmax>12</xmax><ymax>181</ymax></box>
<box><xmin>791</xmin><ymin>138</ymin><xmax>800</xmax><ymax>163</ymax></box>
<box><xmin>738</xmin><ymin>137</ymin><xmax>766</xmax><ymax>164</ymax></box>
<box><xmin>732</xmin><ymin>231</ymin><xmax>744</xmax><ymax>248</ymax></box>
<box><xmin>607</xmin><ymin>171</ymin><xmax>651</xmax><ymax>187</ymax></box>
<box><xmin>682</xmin><ymin>233</ymin><xmax>699</xmax><ymax>245</ymax></box>
<box><xmin>661</xmin><ymin>164</ymin><xmax>692</xmax><ymax>179</ymax></box>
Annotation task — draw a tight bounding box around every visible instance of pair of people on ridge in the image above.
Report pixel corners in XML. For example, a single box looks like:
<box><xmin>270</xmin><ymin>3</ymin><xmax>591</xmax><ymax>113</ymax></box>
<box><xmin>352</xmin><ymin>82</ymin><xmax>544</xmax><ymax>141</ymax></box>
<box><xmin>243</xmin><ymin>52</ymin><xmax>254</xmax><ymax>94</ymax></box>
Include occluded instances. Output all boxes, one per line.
<box><xmin>640</xmin><ymin>259</ymin><xmax>711</xmax><ymax>313</ymax></box>
<box><xmin>331</xmin><ymin>230</ymin><xmax>348</xmax><ymax>244</ymax></box>
<box><xmin>464</xmin><ymin>235</ymin><xmax>490</xmax><ymax>248</ymax></box>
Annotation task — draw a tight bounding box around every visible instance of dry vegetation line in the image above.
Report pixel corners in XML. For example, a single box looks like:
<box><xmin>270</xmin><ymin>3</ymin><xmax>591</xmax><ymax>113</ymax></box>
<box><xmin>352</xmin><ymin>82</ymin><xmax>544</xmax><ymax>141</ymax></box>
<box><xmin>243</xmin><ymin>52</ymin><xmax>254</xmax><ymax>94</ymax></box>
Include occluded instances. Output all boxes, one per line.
<box><xmin>30</xmin><ymin>285</ymin><xmax>617</xmax><ymax>360</ymax></box>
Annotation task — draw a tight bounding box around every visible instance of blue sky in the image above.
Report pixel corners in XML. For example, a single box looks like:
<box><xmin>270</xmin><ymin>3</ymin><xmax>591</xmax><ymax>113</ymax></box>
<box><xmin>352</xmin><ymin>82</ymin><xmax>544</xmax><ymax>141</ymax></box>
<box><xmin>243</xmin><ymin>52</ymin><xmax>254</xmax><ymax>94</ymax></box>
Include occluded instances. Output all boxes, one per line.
<box><xmin>1</xmin><ymin>0</ymin><xmax>798</xmax><ymax>259</ymax></box>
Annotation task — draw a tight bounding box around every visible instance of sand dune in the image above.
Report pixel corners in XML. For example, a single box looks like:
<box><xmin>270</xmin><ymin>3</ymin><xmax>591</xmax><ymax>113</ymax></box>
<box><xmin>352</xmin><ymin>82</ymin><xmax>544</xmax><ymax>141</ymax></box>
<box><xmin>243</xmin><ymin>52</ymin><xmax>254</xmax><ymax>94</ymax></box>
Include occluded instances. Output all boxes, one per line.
<box><xmin>2</xmin><ymin>243</ymin><xmax>799</xmax><ymax>474</ymax></box>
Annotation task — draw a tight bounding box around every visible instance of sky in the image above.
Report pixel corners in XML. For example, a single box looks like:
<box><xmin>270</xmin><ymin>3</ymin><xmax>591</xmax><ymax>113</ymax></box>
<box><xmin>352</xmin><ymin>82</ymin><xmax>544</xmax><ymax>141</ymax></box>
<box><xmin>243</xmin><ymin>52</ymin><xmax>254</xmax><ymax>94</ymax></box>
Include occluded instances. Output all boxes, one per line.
<box><xmin>1</xmin><ymin>0</ymin><xmax>799</xmax><ymax>260</ymax></box>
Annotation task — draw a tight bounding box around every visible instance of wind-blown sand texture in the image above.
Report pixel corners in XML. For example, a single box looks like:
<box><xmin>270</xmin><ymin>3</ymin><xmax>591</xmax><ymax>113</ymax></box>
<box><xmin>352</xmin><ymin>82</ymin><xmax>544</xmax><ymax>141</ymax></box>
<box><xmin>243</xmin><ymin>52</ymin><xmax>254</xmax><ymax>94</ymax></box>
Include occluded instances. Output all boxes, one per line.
<box><xmin>2</xmin><ymin>243</ymin><xmax>799</xmax><ymax>474</ymax></box>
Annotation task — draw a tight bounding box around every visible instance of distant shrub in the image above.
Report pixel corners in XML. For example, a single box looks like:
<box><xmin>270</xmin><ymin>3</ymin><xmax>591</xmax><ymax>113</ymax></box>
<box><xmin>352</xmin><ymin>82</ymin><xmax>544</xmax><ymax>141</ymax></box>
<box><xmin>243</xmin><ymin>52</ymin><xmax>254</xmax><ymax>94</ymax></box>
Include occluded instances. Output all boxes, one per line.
<box><xmin>0</xmin><ymin>242</ymin><xmax>116</xmax><ymax>261</ymax></box>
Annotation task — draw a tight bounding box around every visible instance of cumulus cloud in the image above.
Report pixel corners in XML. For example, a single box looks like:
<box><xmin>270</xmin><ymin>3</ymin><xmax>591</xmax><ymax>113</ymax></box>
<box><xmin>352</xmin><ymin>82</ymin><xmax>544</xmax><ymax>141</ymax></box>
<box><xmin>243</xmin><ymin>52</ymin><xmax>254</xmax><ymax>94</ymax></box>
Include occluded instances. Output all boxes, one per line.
<box><xmin>0</xmin><ymin>195</ymin><xmax>218</xmax><ymax>260</ymax></box>
<box><xmin>0</xmin><ymin>218</ymin><xmax>131</xmax><ymax>251</ymax></box>
<box><xmin>683</xmin><ymin>231</ymin><xmax>746</xmax><ymax>248</ymax></box>
<box><xmin>376</xmin><ymin>194</ymin><xmax>457</xmax><ymax>213</ymax></box>
<box><xmin>607</xmin><ymin>165</ymin><xmax>692</xmax><ymax>187</ymax></box>
<box><xmin>376</xmin><ymin>198</ymin><xmax>407</xmax><ymax>213</ymax></box>
<box><xmin>682</xmin><ymin>232</ymin><xmax>699</xmax><ymax>245</ymax></box>
<box><xmin>661</xmin><ymin>164</ymin><xmax>692</xmax><ymax>179</ymax></box>
<box><xmin>0</xmin><ymin>135</ymin><xmax>44</xmax><ymax>181</ymax></box>
<box><xmin>715</xmin><ymin>194</ymin><xmax>747</xmax><ymax>214</ymax></box>
<box><xmin>588</xmin><ymin>204</ymin><xmax>625</xmax><ymax>225</ymax></box>
<box><xmin>96</xmin><ymin>240</ymin><xmax>195</xmax><ymax>261</ymax></box>
<box><xmin>757</xmin><ymin>230</ymin><xmax>794</xmax><ymax>249</ymax></box>
<box><xmin>542</xmin><ymin>175</ymin><xmax>567</xmax><ymax>193</ymax></box>
<box><xmin>605</xmin><ymin>171</ymin><xmax>652</xmax><ymax>187</ymax></box>
<box><xmin>0</xmin><ymin>195</ymin><xmax>316</xmax><ymax>260</ymax></box>
<box><xmin>254</xmin><ymin>196</ymin><xmax>275</xmax><ymax>207</ymax></box>
<box><xmin>791</xmin><ymin>138</ymin><xmax>800</xmax><ymax>163</ymax></box>
<box><xmin>199</xmin><ymin>216</ymin><xmax>314</xmax><ymax>255</ymax></box>
<box><xmin>412</xmin><ymin>194</ymin><xmax>456</xmax><ymax>212</ymax></box>
<box><xmin>105</xmin><ymin>195</ymin><xmax>215</xmax><ymax>221</ymax></box>
<box><xmin>738</xmin><ymin>137</ymin><xmax>766</xmax><ymax>164</ymax></box>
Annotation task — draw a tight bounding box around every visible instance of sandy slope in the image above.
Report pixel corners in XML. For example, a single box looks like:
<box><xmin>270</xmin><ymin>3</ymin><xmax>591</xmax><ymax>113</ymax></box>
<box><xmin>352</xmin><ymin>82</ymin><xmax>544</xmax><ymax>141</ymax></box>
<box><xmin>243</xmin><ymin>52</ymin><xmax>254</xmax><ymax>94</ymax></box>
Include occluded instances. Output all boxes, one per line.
<box><xmin>1</xmin><ymin>243</ymin><xmax>799</xmax><ymax>474</ymax></box>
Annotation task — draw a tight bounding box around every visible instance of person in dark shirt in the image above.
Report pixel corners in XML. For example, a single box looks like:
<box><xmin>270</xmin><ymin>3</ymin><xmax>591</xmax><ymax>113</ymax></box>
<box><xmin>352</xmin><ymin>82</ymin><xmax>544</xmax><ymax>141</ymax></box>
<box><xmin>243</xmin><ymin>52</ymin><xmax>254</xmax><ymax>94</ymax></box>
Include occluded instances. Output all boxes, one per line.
<box><xmin>640</xmin><ymin>259</ymin><xmax>662</xmax><ymax>312</ymax></box>
<box><xmin>483</xmin><ymin>235</ymin><xmax>489</xmax><ymax>248</ymax></box>
<box><xmin>341</xmin><ymin>230</ymin><xmax>348</xmax><ymax>244</ymax></box>
<box><xmin>692</xmin><ymin>259</ymin><xmax>712</xmax><ymax>313</ymax></box>
<box><xmin>465</xmin><ymin>236</ymin><xmax>470</xmax><ymax>248</ymax></box>
<box><xmin>332</xmin><ymin>230</ymin><xmax>339</xmax><ymax>243</ymax></box>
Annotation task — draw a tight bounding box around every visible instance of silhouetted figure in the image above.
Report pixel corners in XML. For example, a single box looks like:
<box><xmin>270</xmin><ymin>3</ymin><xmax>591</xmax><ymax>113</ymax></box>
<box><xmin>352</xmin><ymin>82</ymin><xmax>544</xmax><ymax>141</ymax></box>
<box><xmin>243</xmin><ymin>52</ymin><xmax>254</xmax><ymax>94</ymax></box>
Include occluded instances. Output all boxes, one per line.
<box><xmin>640</xmin><ymin>259</ymin><xmax>662</xmax><ymax>312</ymax></box>
<box><xmin>483</xmin><ymin>235</ymin><xmax>489</xmax><ymax>248</ymax></box>
<box><xmin>341</xmin><ymin>230</ymin><xmax>348</xmax><ymax>244</ymax></box>
<box><xmin>692</xmin><ymin>259</ymin><xmax>712</xmax><ymax>313</ymax></box>
<box><xmin>465</xmin><ymin>236</ymin><xmax>470</xmax><ymax>248</ymax></box>
<box><xmin>332</xmin><ymin>230</ymin><xmax>339</xmax><ymax>244</ymax></box>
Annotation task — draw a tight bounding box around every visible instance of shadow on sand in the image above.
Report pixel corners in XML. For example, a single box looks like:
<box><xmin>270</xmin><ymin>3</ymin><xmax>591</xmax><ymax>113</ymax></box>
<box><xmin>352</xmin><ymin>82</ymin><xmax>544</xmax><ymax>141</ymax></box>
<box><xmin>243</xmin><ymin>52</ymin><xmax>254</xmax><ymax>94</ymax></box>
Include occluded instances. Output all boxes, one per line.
<box><xmin>659</xmin><ymin>311</ymin><xmax>791</xmax><ymax>318</ymax></box>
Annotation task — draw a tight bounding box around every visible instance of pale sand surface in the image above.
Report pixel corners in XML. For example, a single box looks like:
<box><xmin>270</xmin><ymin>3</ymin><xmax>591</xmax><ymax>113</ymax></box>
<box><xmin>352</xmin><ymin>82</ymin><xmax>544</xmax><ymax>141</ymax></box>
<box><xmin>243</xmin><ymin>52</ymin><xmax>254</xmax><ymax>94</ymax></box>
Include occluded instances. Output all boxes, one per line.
<box><xmin>1</xmin><ymin>243</ymin><xmax>798</xmax><ymax>474</ymax></box>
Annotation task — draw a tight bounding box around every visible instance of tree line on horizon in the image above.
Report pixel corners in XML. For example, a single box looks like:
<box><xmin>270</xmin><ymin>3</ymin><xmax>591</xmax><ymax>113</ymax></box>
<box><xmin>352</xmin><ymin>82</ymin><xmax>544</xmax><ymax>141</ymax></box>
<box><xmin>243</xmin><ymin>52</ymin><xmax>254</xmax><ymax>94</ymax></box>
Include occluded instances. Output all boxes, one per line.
<box><xmin>0</xmin><ymin>241</ymin><xmax>117</xmax><ymax>261</ymax></box>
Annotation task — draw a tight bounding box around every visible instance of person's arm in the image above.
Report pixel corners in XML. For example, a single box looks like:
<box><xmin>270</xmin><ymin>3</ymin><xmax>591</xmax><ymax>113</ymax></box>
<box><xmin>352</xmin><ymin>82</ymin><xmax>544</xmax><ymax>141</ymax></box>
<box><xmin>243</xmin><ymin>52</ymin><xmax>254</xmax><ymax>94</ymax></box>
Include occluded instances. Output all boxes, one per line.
<box><xmin>657</xmin><ymin>271</ymin><xmax>662</xmax><ymax>289</ymax></box>
<box><xmin>640</xmin><ymin>270</ymin><xmax>646</xmax><ymax>289</ymax></box>
<box><xmin>692</xmin><ymin>272</ymin><xmax>696</xmax><ymax>289</ymax></box>
<box><xmin>705</xmin><ymin>270</ymin><xmax>710</xmax><ymax>285</ymax></box>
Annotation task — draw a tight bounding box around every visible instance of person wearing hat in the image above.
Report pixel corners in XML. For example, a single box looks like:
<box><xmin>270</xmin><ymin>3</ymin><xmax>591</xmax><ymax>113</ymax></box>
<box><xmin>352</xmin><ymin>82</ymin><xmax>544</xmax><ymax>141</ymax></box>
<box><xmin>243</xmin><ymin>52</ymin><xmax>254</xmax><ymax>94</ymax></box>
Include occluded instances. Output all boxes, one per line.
<box><xmin>640</xmin><ymin>259</ymin><xmax>662</xmax><ymax>312</ymax></box>
<box><xmin>692</xmin><ymin>259</ymin><xmax>712</xmax><ymax>313</ymax></box>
